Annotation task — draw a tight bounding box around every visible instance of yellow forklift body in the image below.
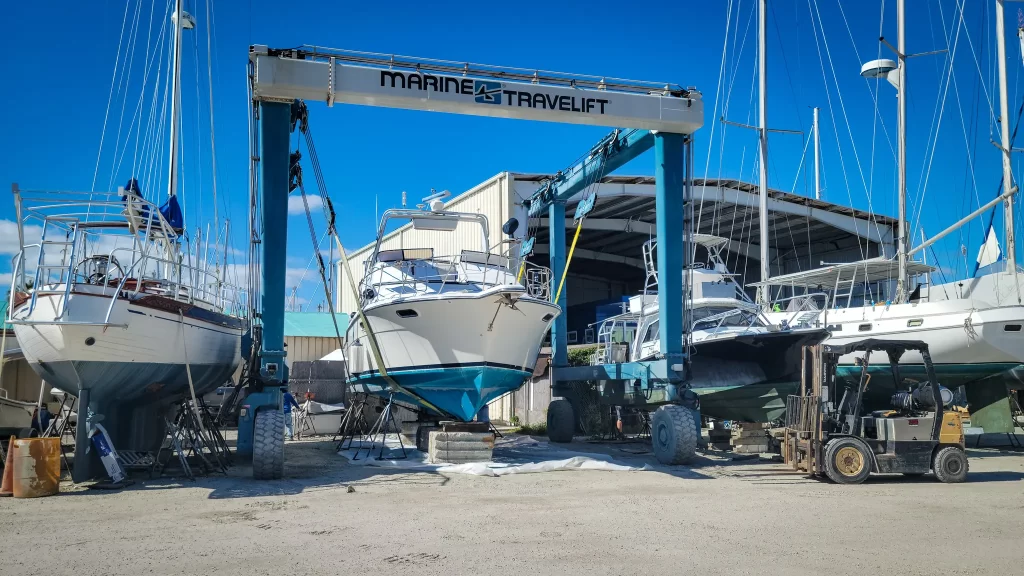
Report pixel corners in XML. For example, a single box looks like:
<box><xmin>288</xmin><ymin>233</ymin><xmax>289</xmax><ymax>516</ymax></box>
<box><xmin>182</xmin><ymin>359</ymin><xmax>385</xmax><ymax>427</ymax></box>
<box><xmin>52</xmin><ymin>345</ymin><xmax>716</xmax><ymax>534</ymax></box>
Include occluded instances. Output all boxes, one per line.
<box><xmin>939</xmin><ymin>411</ymin><xmax>965</xmax><ymax>446</ymax></box>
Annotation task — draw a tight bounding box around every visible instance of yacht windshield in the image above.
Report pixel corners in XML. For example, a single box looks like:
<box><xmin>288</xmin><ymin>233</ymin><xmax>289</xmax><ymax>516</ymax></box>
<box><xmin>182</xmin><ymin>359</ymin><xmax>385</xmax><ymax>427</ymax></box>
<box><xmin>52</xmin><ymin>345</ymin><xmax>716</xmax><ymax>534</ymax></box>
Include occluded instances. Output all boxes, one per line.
<box><xmin>691</xmin><ymin>306</ymin><xmax>759</xmax><ymax>330</ymax></box>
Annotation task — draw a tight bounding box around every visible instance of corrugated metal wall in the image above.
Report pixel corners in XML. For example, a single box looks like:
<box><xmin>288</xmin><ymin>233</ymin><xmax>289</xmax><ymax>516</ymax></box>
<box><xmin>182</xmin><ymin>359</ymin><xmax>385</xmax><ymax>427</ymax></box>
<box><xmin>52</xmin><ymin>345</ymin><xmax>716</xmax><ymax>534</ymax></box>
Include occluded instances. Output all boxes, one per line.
<box><xmin>338</xmin><ymin>172</ymin><xmax>514</xmax><ymax>313</ymax></box>
<box><xmin>285</xmin><ymin>336</ymin><xmax>342</xmax><ymax>362</ymax></box>
<box><xmin>0</xmin><ymin>358</ymin><xmax>45</xmax><ymax>403</ymax></box>
<box><xmin>486</xmin><ymin>391</ymin><xmax>514</xmax><ymax>423</ymax></box>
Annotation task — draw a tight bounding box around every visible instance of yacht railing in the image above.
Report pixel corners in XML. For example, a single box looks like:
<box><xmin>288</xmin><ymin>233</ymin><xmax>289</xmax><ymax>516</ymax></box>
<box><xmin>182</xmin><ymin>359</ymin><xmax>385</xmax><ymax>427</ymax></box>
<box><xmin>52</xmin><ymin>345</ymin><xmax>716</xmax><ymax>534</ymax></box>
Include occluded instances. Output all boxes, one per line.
<box><xmin>358</xmin><ymin>243</ymin><xmax>552</xmax><ymax>307</ymax></box>
<box><xmin>767</xmin><ymin>293</ymin><xmax>828</xmax><ymax>328</ymax></box>
<box><xmin>7</xmin><ymin>187</ymin><xmax>247</xmax><ymax>324</ymax></box>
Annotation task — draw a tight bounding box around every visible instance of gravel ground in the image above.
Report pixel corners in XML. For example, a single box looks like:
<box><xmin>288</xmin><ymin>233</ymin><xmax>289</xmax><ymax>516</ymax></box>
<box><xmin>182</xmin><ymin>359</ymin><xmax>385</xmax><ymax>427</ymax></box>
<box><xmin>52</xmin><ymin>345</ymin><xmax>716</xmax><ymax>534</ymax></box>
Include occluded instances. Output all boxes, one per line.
<box><xmin>1</xmin><ymin>436</ymin><xmax>1022</xmax><ymax>576</ymax></box>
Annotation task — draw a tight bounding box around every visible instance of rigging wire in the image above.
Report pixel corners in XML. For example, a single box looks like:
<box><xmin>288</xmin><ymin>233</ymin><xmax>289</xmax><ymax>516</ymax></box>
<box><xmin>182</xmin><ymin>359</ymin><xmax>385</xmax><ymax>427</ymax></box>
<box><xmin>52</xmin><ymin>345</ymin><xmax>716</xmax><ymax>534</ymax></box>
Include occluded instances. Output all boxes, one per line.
<box><xmin>911</xmin><ymin>0</ymin><xmax>971</xmax><ymax>241</ymax></box>
<box><xmin>90</xmin><ymin>0</ymin><xmax>135</xmax><ymax>193</ymax></box>
<box><xmin>104</xmin><ymin>0</ymin><xmax>145</xmax><ymax>194</ymax></box>
<box><xmin>805</xmin><ymin>0</ymin><xmax>868</xmax><ymax>263</ymax></box>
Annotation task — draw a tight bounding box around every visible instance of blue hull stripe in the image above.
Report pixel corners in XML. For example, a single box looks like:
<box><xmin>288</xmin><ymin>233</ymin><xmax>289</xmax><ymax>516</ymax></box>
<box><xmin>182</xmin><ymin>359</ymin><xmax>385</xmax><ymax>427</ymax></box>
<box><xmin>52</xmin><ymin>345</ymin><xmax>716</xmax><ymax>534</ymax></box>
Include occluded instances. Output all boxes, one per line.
<box><xmin>348</xmin><ymin>365</ymin><xmax>532</xmax><ymax>422</ymax></box>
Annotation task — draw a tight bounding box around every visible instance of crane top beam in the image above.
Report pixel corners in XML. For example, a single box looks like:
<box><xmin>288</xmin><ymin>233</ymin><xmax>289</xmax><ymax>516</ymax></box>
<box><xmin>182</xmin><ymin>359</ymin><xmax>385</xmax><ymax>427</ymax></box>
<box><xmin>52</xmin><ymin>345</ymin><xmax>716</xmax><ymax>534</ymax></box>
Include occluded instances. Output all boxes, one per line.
<box><xmin>249</xmin><ymin>45</ymin><xmax>704</xmax><ymax>134</ymax></box>
<box><xmin>526</xmin><ymin>128</ymin><xmax>657</xmax><ymax>218</ymax></box>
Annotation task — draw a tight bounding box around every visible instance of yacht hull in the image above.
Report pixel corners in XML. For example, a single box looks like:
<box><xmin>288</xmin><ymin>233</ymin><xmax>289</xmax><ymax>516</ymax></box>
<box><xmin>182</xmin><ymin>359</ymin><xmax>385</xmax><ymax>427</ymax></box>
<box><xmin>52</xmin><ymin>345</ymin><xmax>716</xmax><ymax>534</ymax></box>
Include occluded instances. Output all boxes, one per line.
<box><xmin>686</xmin><ymin>329</ymin><xmax>828</xmax><ymax>422</ymax></box>
<box><xmin>12</xmin><ymin>288</ymin><xmax>242</xmax><ymax>455</ymax></box>
<box><xmin>345</xmin><ymin>288</ymin><xmax>559</xmax><ymax>421</ymax></box>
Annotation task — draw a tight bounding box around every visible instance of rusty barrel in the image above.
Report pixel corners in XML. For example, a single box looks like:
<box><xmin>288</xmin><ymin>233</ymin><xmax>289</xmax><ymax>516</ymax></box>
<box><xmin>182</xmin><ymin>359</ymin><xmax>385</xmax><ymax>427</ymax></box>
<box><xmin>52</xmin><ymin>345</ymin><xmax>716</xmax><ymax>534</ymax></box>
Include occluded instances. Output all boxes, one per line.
<box><xmin>11</xmin><ymin>437</ymin><xmax>60</xmax><ymax>498</ymax></box>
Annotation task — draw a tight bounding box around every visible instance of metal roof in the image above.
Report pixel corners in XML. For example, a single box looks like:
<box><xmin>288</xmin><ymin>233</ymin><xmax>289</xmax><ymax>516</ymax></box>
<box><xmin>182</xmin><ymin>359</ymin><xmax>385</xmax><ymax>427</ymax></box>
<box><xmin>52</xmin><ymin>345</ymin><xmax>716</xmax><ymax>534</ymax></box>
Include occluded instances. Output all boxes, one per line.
<box><xmin>747</xmin><ymin>258</ymin><xmax>935</xmax><ymax>289</ymax></box>
<box><xmin>514</xmin><ymin>175</ymin><xmax>897</xmax><ymax>226</ymax></box>
<box><xmin>283</xmin><ymin>312</ymin><xmax>348</xmax><ymax>338</ymax></box>
<box><xmin>517</xmin><ymin>176</ymin><xmax>896</xmax><ymax>270</ymax></box>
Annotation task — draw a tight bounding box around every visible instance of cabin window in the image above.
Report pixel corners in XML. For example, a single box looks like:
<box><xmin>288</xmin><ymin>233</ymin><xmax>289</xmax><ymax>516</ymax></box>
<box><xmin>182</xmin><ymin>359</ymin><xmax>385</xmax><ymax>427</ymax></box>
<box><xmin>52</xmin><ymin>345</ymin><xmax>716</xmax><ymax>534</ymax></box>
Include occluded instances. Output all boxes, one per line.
<box><xmin>907</xmin><ymin>318</ymin><xmax>923</xmax><ymax>327</ymax></box>
<box><xmin>644</xmin><ymin>320</ymin><xmax>660</xmax><ymax>343</ymax></box>
<box><xmin>396</xmin><ymin>309</ymin><xmax>418</xmax><ymax>319</ymax></box>
<box><xmin>858</xmin><ymin>323</ymin><xmax>872</xmax><ymax>332</ymax></box>
<box><xmin>1005</xmin><ymin>324</ymin><xmax>1022</xmax><ymax>332</ymax></box>
<box><xmin>84</xmin><ymin>337</ymin><xmax>96</xmax><ymax>346</ymax></box>
<box><xmin>541</xmin><ymin>313</ymin><xmax>554</xmax><ymax>323</ymax></box>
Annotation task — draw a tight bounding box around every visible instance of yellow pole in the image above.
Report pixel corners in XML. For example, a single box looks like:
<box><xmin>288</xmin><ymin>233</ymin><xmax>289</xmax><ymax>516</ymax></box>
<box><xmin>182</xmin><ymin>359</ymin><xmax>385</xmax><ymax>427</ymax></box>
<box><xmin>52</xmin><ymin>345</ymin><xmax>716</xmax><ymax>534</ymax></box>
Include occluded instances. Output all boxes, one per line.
<box><xmin>554</xmin><ymin>220</ymin><xmax>583</xmax><ymax>304</ymax></box>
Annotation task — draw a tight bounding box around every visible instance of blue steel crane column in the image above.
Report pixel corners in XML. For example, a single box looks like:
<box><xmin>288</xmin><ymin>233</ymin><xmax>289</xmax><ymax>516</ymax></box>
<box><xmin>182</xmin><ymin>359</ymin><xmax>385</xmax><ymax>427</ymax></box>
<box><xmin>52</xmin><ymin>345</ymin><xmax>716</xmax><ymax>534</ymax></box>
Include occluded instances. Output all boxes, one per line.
<box><xmin>655</xmin><ymin>133</ymin><xmax>686</xmax><ymax>400</ymax></box>
<box><xmin>536</xmin><ymin>130</ymin><xmax>697</xmax><ymax>462</ymax></box>
<box><xmin>548</xmin><ymin>200</ymin><xmax>569</xmax><ymax>385</ymax></box>
<box><xmin>257</xmin><ymin>102</ymin><xmax>291</xmax><ymax>393</ymax></box>
<box><xmin>235</xmin><ymin>101</ymin><xmax>291</xmax><ymax>477</ymax></box>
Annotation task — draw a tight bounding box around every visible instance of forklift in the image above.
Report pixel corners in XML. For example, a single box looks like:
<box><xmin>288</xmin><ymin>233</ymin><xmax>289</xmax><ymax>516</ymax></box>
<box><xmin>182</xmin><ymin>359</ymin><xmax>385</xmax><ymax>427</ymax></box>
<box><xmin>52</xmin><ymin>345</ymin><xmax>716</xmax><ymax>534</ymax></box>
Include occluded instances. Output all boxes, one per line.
<box><xmin>805</xmin><ymin>339</ymin><xmax>968</xmax><ymax>484</ymax></box>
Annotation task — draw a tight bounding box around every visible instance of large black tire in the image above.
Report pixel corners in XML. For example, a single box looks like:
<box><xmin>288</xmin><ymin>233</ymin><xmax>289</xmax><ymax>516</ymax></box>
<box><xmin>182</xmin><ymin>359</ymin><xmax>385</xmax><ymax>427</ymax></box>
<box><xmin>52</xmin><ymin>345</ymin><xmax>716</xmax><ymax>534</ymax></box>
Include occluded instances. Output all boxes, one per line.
<box><xmin>824</xmin><ymin>437</ymin><xmax>872</xmax><ymax>484</ymax></box>
<box><xmin>651</xmin><ymin>405</ymin><xmax>697</xmax><ymax>465</ymax></box>
<box><xmin>933</xmin><ymin>446</ymin><xmax>969</xmax><ymax>483</ymax></box>
<box><xmin>253</xmin><ymin>409</ymin><xmax>284</xmax><ymax>480</ymax></box>
<box><xmin>415</xmin><ymin>425</ymin><xmax>437</xmax><ymax>452</ymax></box>
<box><xmin>546</xmin><ymin>398</ymin><xmax>574</xmax><ymax>443</ymax></box>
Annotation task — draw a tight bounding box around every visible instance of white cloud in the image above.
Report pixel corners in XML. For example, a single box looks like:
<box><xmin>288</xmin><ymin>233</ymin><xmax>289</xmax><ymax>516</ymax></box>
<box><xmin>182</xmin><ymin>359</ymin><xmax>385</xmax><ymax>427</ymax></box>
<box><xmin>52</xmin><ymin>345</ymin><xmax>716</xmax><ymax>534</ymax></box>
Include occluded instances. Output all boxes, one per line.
<box><xmin>0</xmin><ymin>219</ymin><xmax>42</xmax><ymax>256</ymax></box>
<box><xmin>287</xmin><ymin>194</ymin><xmax>324</xmax><ymax>216</ymax></box>
<box><xmin>0</xmin><ymin>272</ymin><xmax>11</xmax><ymax>287</ymax></box>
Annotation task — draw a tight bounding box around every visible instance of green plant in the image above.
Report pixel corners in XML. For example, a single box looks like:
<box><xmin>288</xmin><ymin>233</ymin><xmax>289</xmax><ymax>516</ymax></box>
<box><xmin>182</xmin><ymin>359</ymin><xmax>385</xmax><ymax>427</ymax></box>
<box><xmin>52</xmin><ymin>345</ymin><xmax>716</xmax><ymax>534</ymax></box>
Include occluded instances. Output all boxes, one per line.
<box><xmin>567</xmin><ymin>345</ymin><xmax>599</xmax><ymax>367</ymax></box>
<box><xmin>517</xmin><ymin>422</ymin><xmax>547</xmax><ymax>435</ymax></box>
<box><xmin>509</xmin><ymin>415</ymin><xmax>521</xmax><ymax>427</ymax></box>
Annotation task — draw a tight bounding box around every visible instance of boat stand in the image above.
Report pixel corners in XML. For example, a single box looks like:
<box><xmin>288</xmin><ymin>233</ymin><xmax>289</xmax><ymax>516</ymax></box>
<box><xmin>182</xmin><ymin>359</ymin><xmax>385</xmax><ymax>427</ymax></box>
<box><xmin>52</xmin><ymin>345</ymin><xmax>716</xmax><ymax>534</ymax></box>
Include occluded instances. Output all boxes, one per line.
<box><xmin>352</xmin><ymin>393</ymin><xmax>407</xmax><ymax>461</ymax></box>
<box><xmin>1006</xmin><ymin>389</ymin><xmax>1024</xmax><ymax>450</ymax></box>
<box><xmin>295</xmin><ymin>404</ymin><xmax>317</xmax><ymax>439</ymax></box>
<box><xmin>156</xmin><ymin>400</ymin><xmax>231</xmax><ymax>480</ymax></box>
<box><xmin>333</xmin><ymin>394</ymin><xmax>370</xmax><ymax>451</ymax></box>
<box><xmin>42</xmin><ymin>394</ymin><xmax>77</xmax><ymax>473</ymax></box>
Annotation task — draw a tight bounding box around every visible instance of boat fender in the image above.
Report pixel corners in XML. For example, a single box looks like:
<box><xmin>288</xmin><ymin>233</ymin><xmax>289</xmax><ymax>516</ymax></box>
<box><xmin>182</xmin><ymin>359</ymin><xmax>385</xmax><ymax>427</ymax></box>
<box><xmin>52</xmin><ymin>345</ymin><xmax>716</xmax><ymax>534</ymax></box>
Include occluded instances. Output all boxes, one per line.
<box><xmin>88</xmin><ymin>423</ymin><xmax>126</xmax><ymax>484</ymax></box>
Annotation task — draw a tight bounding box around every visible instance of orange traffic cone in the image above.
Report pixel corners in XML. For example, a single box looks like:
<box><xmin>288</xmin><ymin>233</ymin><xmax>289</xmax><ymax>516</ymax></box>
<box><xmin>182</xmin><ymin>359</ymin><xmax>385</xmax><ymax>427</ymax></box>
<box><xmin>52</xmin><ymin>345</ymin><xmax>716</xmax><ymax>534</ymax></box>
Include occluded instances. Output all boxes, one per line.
<box><xmin>0</xmin><ymin>435</ymin><xmax>15</xmax><ymax>497</ymax></box>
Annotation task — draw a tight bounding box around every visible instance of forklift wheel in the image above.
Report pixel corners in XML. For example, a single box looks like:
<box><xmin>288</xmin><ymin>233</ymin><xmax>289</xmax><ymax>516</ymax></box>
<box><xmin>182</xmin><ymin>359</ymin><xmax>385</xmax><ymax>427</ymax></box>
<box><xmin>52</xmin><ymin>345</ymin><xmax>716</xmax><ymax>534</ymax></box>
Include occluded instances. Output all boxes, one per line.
<box><xmin>824</xmin><ymin>438</ymin><xmax>872</xmax><ymax>484</ymax></box>
<box><xmin>932</xmin><ymin>446</ymin><xmax>969</xmax><ymax>483</ymax></box>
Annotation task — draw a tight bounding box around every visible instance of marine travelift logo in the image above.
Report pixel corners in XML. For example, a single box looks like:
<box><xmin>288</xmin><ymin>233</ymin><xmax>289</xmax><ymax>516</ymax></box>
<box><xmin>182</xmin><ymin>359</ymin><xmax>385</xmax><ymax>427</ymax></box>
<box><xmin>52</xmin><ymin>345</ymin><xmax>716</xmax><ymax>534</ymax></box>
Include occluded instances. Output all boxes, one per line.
<box><xmin>473</xmin><ymin>80</ymin><xmax>502</xmax><ymax>104</ymax></box>
<box><xmin>380</xmin><ymin>70</ymin><xmax>609</xmax><ymax>115</ymax></box>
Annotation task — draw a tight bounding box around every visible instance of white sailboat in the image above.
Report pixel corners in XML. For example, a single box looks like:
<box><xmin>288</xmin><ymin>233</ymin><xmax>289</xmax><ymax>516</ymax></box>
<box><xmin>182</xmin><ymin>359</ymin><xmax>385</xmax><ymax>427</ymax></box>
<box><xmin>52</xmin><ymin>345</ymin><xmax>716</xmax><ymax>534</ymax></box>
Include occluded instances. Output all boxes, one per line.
<box><xmin>4</xmin><ymin>0</ymin><xmax>244</xmax><ymax>468</ymax></box>
<box><xmin>344</xmin><ymin>198</ymin><xmax>560</xmax><ymax>421</ymax></box>
<box><xmin>757</xmin><ymin>0</ymin><xmax>1024</xmax><ymax>416</ymax></box>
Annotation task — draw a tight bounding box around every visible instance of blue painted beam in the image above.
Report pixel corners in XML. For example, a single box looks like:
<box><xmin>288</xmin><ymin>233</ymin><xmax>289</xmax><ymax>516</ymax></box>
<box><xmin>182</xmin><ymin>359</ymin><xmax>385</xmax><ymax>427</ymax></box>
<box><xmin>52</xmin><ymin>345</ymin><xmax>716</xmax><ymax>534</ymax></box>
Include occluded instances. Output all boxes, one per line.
<box><xmin>259</xmin><ymin>101</ymin><xmax>291</xmax><ymax>382</ymax></box>
<box><xmin>527</xmin><ymin>129</ymin><xmax>654</xmax><ymax>218</ymax></box>
<box><xmin>655</xmin><ymin>132</ymin><xmax>685</xmax><ymax>379</ymax></box>
<box><xmin>549</xmin><ymin>201</ymin><xmax>568</xmax><ymax>369</ymax></box>
<box><xmin>553</xmin><ymin>359</ymin><xmax>679</xmax><ymax>382</ymax></box>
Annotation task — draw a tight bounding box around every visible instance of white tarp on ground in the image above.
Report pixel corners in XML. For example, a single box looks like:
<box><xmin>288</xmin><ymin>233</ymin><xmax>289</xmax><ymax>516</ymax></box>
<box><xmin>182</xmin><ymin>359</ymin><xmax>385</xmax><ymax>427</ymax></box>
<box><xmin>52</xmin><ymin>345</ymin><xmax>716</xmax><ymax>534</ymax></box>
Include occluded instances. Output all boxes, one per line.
<box><xmin>301</xmin><ymin>399</ymin><xmax>344</xmax><ymax>414</ymax></box>
<box><xmin>337</xmin><ymin>435</ymin><xmax>650</xmax><ymax>477</ymax></box>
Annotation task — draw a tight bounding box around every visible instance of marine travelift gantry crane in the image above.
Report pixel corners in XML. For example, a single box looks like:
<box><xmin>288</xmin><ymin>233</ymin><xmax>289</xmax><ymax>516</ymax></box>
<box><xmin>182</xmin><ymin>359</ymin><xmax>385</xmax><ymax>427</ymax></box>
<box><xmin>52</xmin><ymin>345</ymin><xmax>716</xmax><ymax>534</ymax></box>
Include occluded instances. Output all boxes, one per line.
<box><xmin>242</xmin><ymin>45</ymin><xmax>704</xmax><ymax>477</ymax></box>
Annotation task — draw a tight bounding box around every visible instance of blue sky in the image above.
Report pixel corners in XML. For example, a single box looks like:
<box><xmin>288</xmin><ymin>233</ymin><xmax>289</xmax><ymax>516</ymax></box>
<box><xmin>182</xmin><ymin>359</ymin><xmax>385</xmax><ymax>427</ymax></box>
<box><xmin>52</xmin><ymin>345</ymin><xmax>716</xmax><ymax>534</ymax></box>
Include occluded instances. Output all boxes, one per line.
<box><xmin>1</xmin><ymin>0</ymin><xmax>1021</xmax><ymax>307</ymax></box>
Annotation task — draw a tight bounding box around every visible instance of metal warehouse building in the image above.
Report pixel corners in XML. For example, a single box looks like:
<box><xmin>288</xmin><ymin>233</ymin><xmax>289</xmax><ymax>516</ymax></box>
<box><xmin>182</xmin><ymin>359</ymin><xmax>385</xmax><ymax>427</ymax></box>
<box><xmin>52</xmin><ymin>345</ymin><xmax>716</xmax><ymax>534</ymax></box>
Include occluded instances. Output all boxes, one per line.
<box><xmin>338</xmin><ymin>172</ymin><xmax>898</xmax><ymax>346</ymax></box>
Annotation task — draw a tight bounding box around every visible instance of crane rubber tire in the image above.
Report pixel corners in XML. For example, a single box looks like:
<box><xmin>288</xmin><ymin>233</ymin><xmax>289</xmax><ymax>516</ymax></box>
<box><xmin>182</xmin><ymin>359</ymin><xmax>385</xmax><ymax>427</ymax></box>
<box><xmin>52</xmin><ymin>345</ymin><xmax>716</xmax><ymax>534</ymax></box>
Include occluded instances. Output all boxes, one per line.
<box><xmin>651</xmin><ymin>405</ymin><xmax>698</xmax><ymax>465</ymax></box>
<box><xmin>546</xmin><ymin>398</ymin><xmax>574</xmax><ymax>443</ymax></box>
<box><xmin>253</xmin><ymin>409</ymin><xmax>284</xmax><ymax>480</ymax></box>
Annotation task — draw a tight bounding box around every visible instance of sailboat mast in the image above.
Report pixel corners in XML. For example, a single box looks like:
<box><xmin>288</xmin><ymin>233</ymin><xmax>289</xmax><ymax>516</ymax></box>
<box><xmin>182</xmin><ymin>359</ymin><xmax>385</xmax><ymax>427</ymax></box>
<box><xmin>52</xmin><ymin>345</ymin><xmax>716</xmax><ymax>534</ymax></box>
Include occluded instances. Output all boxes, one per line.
<box><xmin>996</xmin><ymin>0</ymin><xmax>1017</xmax><ymax>277</ymax></box>
<box><xmin>813</xmin><ymin>107</ymin><xmax>821</xmax><ymax>200</ymax></box>
<box><xmin>896</xmin><ymin>0</ymin><xmax>909</xmax><ymax>301</ymax></box>
<box><xmin>756</xmin><ymin>0</ymin><xmax>769</xmax><ymax>305</ymax></box>
<box><xmin>166</xmin><ymin>0</ymin><xmax>185</xmax><ymax>200</ymax></box>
